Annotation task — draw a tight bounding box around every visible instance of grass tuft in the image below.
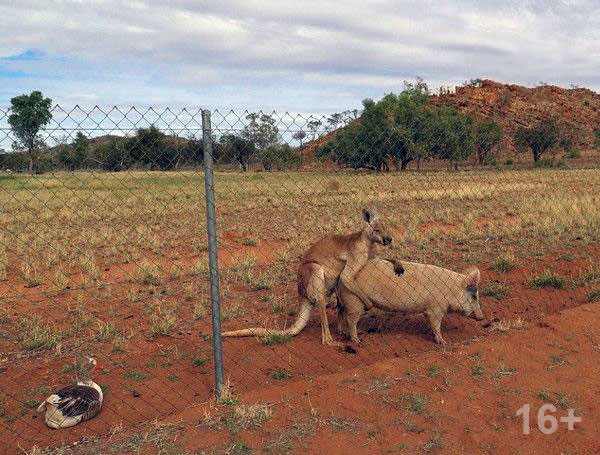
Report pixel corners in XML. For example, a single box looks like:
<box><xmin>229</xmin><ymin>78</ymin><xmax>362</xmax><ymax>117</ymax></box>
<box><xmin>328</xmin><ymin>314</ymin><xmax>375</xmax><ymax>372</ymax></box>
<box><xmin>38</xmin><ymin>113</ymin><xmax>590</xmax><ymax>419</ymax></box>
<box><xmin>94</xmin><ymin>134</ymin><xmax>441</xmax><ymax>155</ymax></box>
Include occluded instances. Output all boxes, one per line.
<box><xmin>492</xmin><ymin>254</ymin><xmax>517</xmax><ymax>273</ymax></box>
<box><xmin>529</xmin><ymin>270</ymin><xmax>567</xmax><ymax>289</ymax></box>
<box><xmin>271</xmin><ymin>369</ymin><xmax>291</xmax><ymax>380</ymax></box>
<box><xmin>259</xmin><ymin>333</ymin><xmax>292</xmax><ymax>345</ymax></box>
<box><xmin>482</xmin><ymin>281</ymin><xmax>510</xmax><ymax>299</ymax></box>
<box><xmin>19</xmin><ymin>317</ymin><xmax>62</xmax><ymax>351</ymax></box>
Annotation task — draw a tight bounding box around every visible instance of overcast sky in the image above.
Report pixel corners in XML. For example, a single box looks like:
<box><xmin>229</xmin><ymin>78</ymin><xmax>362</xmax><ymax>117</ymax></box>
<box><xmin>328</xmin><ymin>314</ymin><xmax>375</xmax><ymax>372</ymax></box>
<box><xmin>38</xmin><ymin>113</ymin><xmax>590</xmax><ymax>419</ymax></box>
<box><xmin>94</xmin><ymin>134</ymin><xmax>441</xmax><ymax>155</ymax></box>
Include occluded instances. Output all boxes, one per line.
<box><xmin>1</xmin><ymin>0</ymin><xmax>599</xmax><ymax>113</ymax></box>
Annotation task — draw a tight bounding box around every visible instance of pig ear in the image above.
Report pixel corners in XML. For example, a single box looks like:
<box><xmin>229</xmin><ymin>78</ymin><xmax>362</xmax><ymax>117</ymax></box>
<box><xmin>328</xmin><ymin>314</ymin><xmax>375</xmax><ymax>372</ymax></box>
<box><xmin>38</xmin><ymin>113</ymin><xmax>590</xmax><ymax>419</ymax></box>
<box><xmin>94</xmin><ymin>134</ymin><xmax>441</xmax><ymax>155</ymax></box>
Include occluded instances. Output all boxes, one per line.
<box><xmin>463</xmin><ymin>268</ymin><xmax>480</xmax><ymax>288</ymax></box>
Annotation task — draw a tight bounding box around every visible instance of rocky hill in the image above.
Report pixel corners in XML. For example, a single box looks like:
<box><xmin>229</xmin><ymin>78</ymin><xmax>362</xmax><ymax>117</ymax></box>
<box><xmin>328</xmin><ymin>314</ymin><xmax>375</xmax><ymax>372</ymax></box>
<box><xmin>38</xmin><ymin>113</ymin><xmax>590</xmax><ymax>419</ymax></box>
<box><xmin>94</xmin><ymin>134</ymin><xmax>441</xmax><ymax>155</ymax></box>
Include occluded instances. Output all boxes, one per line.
<box><xmin>299</xmin><ymin>79</ymin><xmax>600</xmax><ymax>166</ymax></box>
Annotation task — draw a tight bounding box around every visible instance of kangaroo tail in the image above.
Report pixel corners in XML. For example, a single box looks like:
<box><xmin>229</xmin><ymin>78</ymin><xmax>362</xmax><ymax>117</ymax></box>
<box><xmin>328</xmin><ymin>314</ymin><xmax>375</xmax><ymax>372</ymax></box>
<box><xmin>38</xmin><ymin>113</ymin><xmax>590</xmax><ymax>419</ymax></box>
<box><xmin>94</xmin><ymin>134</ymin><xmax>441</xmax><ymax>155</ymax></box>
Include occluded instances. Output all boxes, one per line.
<box><xmin>222</xmin><ymin>301</ymin><xmax>312</xmax><ymax>338</ymax></box>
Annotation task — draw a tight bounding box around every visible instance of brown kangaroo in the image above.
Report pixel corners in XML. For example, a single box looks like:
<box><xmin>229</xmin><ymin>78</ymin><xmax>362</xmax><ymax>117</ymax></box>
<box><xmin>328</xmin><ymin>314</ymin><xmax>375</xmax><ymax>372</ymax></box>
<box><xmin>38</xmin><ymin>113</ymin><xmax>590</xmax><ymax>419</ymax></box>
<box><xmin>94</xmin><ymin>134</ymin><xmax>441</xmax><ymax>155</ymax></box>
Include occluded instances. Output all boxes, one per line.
<box><xmin>222</xmin><ymin>207</ymin><xmax>402</xmax><ymax>345</ymax></box>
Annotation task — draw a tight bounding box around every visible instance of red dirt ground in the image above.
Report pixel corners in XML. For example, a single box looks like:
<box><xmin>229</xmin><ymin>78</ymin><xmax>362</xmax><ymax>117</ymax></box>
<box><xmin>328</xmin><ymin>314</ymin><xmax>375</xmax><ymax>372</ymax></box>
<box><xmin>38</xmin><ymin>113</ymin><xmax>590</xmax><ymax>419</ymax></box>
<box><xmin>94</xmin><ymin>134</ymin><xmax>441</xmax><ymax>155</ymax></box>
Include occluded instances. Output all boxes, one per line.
<box><xmin>24</xmin><ymin>301</ymin><xmax>600</xmax><ymax>455</ymax></box>
<box><xmin>2</xmin><ymin>239</ymin><xmax>599</xmax><ymax>454</ymax></box>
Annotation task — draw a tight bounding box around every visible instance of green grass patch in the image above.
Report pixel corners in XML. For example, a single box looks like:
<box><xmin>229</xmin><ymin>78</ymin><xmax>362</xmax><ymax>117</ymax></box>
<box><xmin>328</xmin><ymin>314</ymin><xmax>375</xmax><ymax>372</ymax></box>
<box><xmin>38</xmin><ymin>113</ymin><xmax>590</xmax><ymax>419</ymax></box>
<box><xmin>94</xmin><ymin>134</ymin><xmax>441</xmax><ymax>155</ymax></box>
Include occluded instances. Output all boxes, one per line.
<box><xmin>192</xmin><ymin>357</ymin><xmax>207</xmax><ymax>367</ymax></box>
<box><xmin>19</xmin><ymin>317</ymin><xmax>62</xmax><ymax>351</ymax></box>
<box><xmin>471</xmin><ymin>365</ymin><xmax>485</xmax><ymax>377</ymax></box>
<box><xmin>403</xmin><ymin>393</ymin><xmax>427</xmax><ymax>414</ymax></box>
<box><xmin>529</xmin><ymin>270</ymin><xmax>567</xmax><ymax>289</ymax></box>
<box><xmin>492</xmin><ymin>254</ymin><xmax>517</xmax><ymax>273</ymax></box>
<box><xmin>126</xmin><ymin>371</ymin><xmax>148</xmax><ymax>381</ymax></box>
<box><xmin>259</xmin><ymin>333</ymin><xmax>292</xmax><ymax>345</ymax></box>
<box><xmin>482</xmin><ymin>281</ymin><xmax>510</xmax><ymax>299</ymax></box>
<box><xmin>271</xmin><ymin>369</ymin><xmax>291</xmax><ymax>380</ymax></box>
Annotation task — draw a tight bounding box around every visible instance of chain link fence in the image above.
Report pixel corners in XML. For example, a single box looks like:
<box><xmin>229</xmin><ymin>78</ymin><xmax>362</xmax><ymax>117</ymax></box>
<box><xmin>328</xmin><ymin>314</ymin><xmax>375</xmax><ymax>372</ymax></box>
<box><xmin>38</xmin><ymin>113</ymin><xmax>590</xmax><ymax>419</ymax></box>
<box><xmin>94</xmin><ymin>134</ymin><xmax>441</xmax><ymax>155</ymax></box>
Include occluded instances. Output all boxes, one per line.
<box><xmin>1</xmin><ymin>100</ymin><xmax>599</xmax><ymax>453</ymax></box>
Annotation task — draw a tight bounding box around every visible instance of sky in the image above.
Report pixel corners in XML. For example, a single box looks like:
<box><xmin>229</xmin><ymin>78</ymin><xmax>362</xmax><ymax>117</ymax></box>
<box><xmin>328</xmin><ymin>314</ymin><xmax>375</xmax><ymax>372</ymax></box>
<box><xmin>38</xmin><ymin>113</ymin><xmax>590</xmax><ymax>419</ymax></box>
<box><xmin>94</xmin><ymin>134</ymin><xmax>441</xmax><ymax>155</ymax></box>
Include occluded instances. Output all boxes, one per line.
<box><xmin>1</xmin><ymin>0</ymin><xmax>599</xmax><ymax>113</ymax></box>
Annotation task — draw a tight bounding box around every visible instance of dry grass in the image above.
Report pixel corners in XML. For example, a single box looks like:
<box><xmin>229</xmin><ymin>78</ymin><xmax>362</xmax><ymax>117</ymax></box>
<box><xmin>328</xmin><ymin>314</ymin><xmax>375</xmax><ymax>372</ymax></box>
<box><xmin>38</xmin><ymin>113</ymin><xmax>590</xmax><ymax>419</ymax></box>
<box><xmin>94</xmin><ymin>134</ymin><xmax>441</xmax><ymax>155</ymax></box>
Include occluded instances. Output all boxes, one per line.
<box><xmin>489</xmin><ymin>318</ymin><xmax>525</xmax><ymax>332</ymax></box>
<box><xmin>148</xmin><ymin>302</ymin><xmax>177</xmax><ymax>337</ymax></box>
<box><xmin>0</xmin><ymin>242</ymin><xmax>6</xmax><ymax>281</ymax></box>
<box><xmin>137</xmin><ymin>260</ymin><xmax>162</xmax><ymax>285</ymax></box>
<box><xmin>529</xmin><ymin>270</ymin><xmax>567</xmax><ymax>289</ymax></box>
<box><xmin>18</xmin><ymin>316</ymin><xmax>62</xmax><ymax>352</ymax></box>
<box><xmin>1</xmin><ymin>168</ymin><xmax>600</xmax><ymax>452</ymax></box>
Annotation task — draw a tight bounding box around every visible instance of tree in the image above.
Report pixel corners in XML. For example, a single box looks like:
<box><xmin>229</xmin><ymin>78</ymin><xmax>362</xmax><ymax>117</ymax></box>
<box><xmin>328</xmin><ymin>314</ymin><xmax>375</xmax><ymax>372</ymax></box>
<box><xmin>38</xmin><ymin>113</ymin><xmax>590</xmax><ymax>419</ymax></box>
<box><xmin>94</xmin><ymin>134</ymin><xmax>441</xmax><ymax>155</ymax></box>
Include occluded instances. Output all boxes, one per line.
<box><xmin>292</xmin><ymin>131</ymin><xmax>307</xmax><ymax>146</ymax></box>
<box><xmin>316</xmin><ymin>82</ymin><xmax>437</xmax><ymax>172</ymax></box>
<box><xmin>8</xmin><ymin>91</ymin><xmax>53</xmax><ymax>174</ymax></box>
<box><xmin>514</xmin><ymin>119</ymin><xmax>560</xmax><ymax>162</ymax></box>
<box><xmin>57</xmin><ymin>132</ymin><xmax>90</xmax><ymax>170</ymax></box>
<box><xmin>327</xmin><ymin>113</ymin><xmax>343</xmax><ymax>130</ymax></box>
<box><xmin>474</xmin><ymin>120</ymin><xmax>502</xmax><ymax>165</ymax></box>
<box><xmin>72</xmin><ymin>132</ymin><xmax>91</xmax><ymax>169</ymax></box>
<box><xmin>260</xmin><ymin>144</ymin><xmax>303</xmax><ymax>171</ymax></box>
<box><xmin>218</xmin><ymin>134</ymin><xmax>256</xmax><ymax>171</ymax></box>
<box><xmin>94</xmin><ymin>137</ymin><xmax>131</xmax><ymax>171</ymax></box>
<box><xmin>242</xmin><ymin>113</ymin><xmax>279</xmax><ymax>151</ymax></box>
<box><xmin>428</xmin><ymin>105</ymin><xmax>475</xmax><ymax>170</ymax></box>
<box><xmin>307</xmin><ymin>119</ymin><xmax>322</xmax><ymax>140</ymax></box>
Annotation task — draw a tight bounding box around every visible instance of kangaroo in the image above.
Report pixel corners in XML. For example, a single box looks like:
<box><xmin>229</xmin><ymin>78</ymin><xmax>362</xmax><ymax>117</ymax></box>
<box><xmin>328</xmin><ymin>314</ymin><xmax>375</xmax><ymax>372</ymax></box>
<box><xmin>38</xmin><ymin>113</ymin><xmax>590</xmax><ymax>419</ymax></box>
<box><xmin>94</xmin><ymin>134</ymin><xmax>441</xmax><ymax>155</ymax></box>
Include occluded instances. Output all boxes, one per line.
<box><xmin>221</xmin><ymin>207</ymin><xmax>403</xmax><ymax>346</ymax></box>
<box><xmin>336</xmin><ymin>258</ymin><xmax>483</xmax><ymax>345</ymax></box>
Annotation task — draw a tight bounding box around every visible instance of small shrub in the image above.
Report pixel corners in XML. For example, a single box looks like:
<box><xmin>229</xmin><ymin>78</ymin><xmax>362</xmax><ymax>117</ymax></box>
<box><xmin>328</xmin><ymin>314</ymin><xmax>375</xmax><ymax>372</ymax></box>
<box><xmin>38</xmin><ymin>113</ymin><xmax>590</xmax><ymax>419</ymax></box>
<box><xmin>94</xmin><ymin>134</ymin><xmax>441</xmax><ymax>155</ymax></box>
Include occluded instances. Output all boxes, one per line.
<box><xmin>529</xmin><ymin>270</ymin><xmax>566</xmax><ymax>289</ymax></box>
<box><xmin>403</xmin><ymin>393</ymin><xmax>427</xmax><ymax>414</ymax></box>
<box><xmin>471</xmin><ymin>364</ymin><xmax>485</xmax><ymax>377</ymax></box>
<box><xmin>191</xmin><ymin>259</ymin><xmax>208</xmax><ymax>278</ymax></box>
<box><xmin>588</xmin><ymin>290</ymin><xmax>600</xmax><ymax>302</ymax></box>
<box><xmin>169</xmin><ymin>264</ymin><xmax>182</xmax><ymax>280</ymax></box>
<box><xmin>271</xmin><ymin>369</ymin><xmax>291</xmax><ymax>380</ymax></box>
<box><xmin>482</xmin><ymin>281</ymin><xmax>510</xmax><ymax>299</ymax></box>
<box><xmin>193</xmin><ymin>301</ymin><xmax>208</xmax><ymax>320</ymax></box>
<box><xmin>492</xmin><ymin>254</ymin><xmax>517</xmax><ymax>272</ymax></box>
<box><xmin>221</xmin><ymin>303</ymin><xmax>243</xmax><ymax>321</ymax></box>
<box><xmin>578</xmin><ymin>263</ymin><xmax>600</xmax><ymax>286</ymax></box>
<box><xmin>19</xmin><ymin>317</ymin><xmax>62</xmax><ymax>351</ymax></box>
<box><xmin>149</xmin><ymin>303</ymin><xmax>177</xmax><ymax>337</ymax></box>
<box><xmin>489</xmin><ymin>318</ymin><xmax>524</xmax><ymax>332</ymax></box>
<box><xmin>21</xmin><ymin>256</ymin><xmax>42</xmax><ymax>287</ymax></box>
<box><xmin>79</xmin><ymin>253</ymin><xmax>101</xmax><ymax>285</ymax></box>
<box><xmin>138</xmin><ymin>260</ymin><xmax>162</xmax><ymax>285</ymax></box>
<box><xmin>22</xmin><ymin>398</ymin><xmax>41</xmax><ymax>410</ymax></box>
<box><xmin>192</xmin><ymin>357</ymin><xmax>207</xmax><ymax>367</ymax></box>
<box><xmin>111</xmin><ymin>336</ymin><xmax>128</xmax><ymax>353</ymax></box>
<box><xmin>426</xmin><ymin>365</ymin><xmax>441</xmax><ymax>378</ymax></box>
<box><xmin>95</xmin><ymin>321</ymin><xmax>120</xmax><ymax>341</ymax></box>
<box><xmin>259</xmin><ymin>333</ymin><xmax>292</xmax><ymax>345</ymax></box>
<box><xmin>126</xmin><ymin>371</ymin><xmax>148</xmax><ymax>381</ymax></box>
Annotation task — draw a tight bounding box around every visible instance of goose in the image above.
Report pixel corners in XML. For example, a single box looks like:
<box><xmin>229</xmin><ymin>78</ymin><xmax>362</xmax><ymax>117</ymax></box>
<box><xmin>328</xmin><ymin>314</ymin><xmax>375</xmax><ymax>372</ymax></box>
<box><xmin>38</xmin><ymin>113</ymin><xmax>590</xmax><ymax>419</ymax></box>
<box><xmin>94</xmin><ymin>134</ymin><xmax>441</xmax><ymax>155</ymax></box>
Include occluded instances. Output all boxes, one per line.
<box><xmin>37</xmin><ymin>356</ymin><xmax>103</xmax><ymax>429</ymax></box>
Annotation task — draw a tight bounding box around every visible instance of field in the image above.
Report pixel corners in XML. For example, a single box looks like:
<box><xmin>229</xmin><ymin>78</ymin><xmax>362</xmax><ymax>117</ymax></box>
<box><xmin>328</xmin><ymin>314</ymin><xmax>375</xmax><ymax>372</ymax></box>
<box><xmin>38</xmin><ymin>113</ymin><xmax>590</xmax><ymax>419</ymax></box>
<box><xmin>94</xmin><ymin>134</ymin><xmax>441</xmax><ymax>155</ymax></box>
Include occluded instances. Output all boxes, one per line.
<box><xmin>1</xmin><ymin>167</ymin><xmax>600</xmax><ymax>454</ymax></box>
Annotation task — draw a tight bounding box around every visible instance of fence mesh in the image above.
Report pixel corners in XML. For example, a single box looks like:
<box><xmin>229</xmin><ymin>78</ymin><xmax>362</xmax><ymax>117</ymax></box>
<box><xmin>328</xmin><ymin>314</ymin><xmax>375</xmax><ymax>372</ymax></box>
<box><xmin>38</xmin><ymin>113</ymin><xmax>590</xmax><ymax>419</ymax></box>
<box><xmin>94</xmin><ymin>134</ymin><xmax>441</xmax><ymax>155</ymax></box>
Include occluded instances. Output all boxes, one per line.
<box><xmin>0</xmin><ymin>103</ymin><xmax>599</xmax><ymax>453</ymax></box>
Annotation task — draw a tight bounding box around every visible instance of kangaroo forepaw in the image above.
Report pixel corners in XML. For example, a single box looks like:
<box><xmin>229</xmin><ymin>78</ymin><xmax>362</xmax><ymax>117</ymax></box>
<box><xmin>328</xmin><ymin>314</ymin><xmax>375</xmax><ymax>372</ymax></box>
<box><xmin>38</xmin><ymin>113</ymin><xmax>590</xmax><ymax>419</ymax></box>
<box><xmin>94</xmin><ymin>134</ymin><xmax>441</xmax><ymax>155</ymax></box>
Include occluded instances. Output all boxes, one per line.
<box><xmin>393</xmin><ymin>263</ymin><xmax>404</xmax><ymax>276</ymax></box>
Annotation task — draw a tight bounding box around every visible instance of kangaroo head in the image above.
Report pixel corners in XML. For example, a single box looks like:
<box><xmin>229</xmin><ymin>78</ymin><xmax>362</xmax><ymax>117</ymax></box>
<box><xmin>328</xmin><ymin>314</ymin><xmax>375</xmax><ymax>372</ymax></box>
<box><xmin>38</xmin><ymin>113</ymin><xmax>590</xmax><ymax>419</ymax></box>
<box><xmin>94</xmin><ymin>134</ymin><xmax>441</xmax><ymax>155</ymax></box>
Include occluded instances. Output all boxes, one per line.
<box><xmin>362</xmin><ymin>207</ymin><xmax>392</xmax><ymax>246</ymax></box>
<box><xmin>456</xmin><ymin>268</ymin><xmax>484</xmax><ymax>320</ymax></box>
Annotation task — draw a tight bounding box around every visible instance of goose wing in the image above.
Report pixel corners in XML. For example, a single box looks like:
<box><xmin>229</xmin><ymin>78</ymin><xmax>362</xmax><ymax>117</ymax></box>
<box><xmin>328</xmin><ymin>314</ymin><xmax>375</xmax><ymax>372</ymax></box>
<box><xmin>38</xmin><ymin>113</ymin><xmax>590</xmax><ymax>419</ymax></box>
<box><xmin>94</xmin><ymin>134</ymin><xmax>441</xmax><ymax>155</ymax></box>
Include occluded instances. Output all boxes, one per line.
<box><xmin>54</xmin><ymin>384</ymin><xmax>101</xmax><ymax>420</ymax></box>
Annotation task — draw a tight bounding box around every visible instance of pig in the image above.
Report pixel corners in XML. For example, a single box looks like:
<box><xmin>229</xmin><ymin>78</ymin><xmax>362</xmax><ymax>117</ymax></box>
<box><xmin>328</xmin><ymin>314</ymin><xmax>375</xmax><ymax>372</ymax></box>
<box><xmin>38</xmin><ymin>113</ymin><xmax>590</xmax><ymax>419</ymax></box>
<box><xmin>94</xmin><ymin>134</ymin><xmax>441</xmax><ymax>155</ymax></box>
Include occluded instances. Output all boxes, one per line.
<box><xmin>336</xmin><ymin>258</ymin><xmax>483</xmax><ymax>345</ymax></box>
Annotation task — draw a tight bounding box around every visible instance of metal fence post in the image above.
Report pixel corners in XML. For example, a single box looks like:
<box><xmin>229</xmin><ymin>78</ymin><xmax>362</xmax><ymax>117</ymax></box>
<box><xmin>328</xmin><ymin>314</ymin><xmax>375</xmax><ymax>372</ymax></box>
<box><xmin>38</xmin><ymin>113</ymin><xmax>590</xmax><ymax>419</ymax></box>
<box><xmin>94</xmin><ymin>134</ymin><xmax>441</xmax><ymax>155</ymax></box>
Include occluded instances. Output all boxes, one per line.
<box><xmin>202</xmin><ymin>109</ymin><xmax>224</xmax><ymax>398</ymax></box>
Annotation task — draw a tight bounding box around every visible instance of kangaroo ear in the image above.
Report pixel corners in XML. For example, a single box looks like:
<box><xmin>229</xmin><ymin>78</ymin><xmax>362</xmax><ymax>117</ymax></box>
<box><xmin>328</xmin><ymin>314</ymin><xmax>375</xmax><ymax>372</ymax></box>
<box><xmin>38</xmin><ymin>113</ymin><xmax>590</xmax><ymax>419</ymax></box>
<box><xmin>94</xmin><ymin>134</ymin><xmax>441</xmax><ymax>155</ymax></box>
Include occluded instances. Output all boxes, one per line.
<box><xmin>362</xmin><ymin>208</ymin><xmax>371</xmax><ymax>223</ymax></box>
<box><xmin>362</xmin><ymin>206</ymin><xmax>380</xmax><ymax>223</ymax></box>
<box><xmin>463</xmin><ymin>268</ymin><xmax>480</xmax><ymax>288</ymax></box>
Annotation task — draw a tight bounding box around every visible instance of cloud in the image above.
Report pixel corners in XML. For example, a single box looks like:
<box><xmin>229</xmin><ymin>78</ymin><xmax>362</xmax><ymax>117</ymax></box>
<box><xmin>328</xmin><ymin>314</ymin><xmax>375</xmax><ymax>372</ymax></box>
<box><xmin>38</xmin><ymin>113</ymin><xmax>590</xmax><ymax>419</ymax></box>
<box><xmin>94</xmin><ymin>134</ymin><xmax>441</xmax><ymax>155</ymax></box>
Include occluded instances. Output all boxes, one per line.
<box><xmin>0</xmin><ymin>0</ymin><xmax>599</xmax><ymax>111</ymax></box>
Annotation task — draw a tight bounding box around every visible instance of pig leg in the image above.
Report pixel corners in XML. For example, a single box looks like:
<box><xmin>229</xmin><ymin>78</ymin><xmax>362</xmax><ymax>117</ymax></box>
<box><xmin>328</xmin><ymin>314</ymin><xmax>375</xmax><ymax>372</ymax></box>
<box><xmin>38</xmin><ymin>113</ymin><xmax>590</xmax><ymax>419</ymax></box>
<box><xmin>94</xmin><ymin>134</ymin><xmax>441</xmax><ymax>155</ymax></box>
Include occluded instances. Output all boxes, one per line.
<box><xmin>426</xmin><ymin>310</ymin><xmax>446</xmax><ymax>345</ymax></box>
